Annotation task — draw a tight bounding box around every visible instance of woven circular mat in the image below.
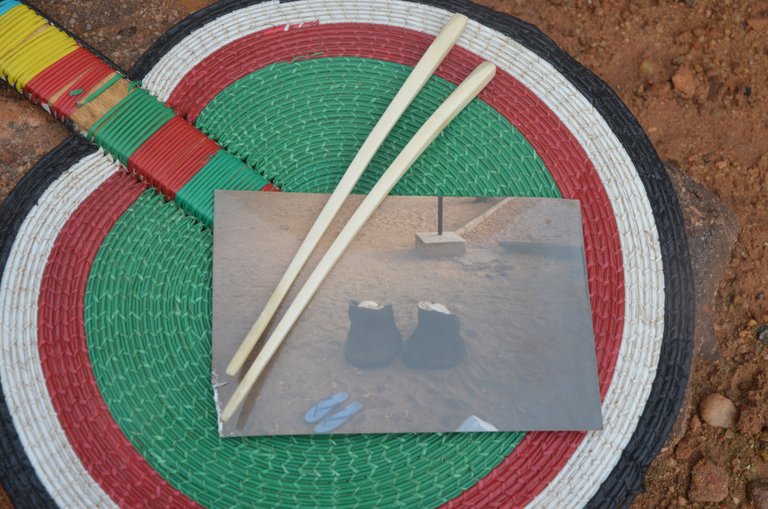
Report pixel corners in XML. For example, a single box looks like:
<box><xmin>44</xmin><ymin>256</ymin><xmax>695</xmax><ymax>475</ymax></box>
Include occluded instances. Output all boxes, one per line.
<box><xmin>0</xmin><ymin>0</ymin><xmax>693</xmax><ymax>507</ymax></box>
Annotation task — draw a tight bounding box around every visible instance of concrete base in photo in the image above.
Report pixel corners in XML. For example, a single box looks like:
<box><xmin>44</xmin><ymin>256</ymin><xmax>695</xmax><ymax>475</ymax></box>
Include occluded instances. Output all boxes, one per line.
<box><xmin>415</xmin><ymin>231</ymin><xmax>466</xmax><ymax>257</ymax></box>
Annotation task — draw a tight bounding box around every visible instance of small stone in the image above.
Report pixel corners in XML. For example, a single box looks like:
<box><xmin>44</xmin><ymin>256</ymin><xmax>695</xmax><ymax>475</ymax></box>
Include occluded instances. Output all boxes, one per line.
<box><xmin>738</xmin><ymin>404</ymin><xmax>765</xmax><ymax>436</ymax></box>
<box><xmin>673</xmin><ymin>65</ymin><xmax>697</xmax><ymax>98</ymax></box>
<box><xmin>748</xmin><ymin>18</ymin><xmax>768</xmax><ymax>31</ymax></box>
<box><xmin>26</xmin><ymin>115</ymin><xmax>42</xmax><ymax>128</ymax></box>
<box><xmin>675</xmin><ymin>441</ymin><xmax>694</xmax><ymax>461</ymax></box>
<box><xmin>689</xmin><ymin>460</ymin><xmax>729</xmax><ymax>502</ymax></box>
<box><xmin>639</xmin><ymin>59</ymin><xmax>662</xmax><ymax>82</ymax></box>
<box><xmin>0</xmin><ymin>146</ymin><xmax>18</xmax><ymax>165</ymax></box>
<box><xmin>118</xmin><ymin>26</ymin><xmax>137</xmax><ymax>38</ymax></box>
<box><xmin>678</xmin><ymin>495</ymin><xmax>688</xmax><ymax>506</ymax></box>
<box><xmin>751</xmin><ymin>482</ymin><xmax>768</xmax><ymax>509</ymax></box>
<box><xmin>756</xmin><ymin>324</ymin><xmax>768</xmax><ymax>344</ymax></box>
<box><xmin>700</xmin><ymin>393</ymin><xmax>738</xmax><ymax>429</ymax></box>
<box><xmin>731</xmin><ymin>364</ymin><xmax>759</xmax><ymax>396</ymax></box>
<box><xmin>690</xmin><ymin>414</ymin><xmax>701</xmax><ymax>433</ymax></box>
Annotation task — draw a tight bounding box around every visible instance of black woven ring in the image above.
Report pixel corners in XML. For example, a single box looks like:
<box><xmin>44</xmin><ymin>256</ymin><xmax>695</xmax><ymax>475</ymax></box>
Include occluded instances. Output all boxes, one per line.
<box><xmin>0</xmin><ymin>1</ymin><xmax>694</xmax><ymax>507</ymax></box>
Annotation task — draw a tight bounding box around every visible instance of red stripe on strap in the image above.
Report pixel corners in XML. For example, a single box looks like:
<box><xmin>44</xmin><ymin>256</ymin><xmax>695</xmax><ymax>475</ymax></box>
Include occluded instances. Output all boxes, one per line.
<box><xmin>38</xmin><ymin>172</ymin><xmax>201</xmax><ymax>509</ymax></box>
<box><xmin>25</xmin><ymin>48</ymin><xmax>114</xmax><ymax>120</ymax></box>
<box><xmin>128</xmin><ymin>117</ymin><xmax>220</xmax><ymax>198</ymax></box>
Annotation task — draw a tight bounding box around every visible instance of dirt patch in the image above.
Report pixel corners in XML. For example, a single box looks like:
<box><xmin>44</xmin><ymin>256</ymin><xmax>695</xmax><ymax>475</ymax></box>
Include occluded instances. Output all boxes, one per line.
<box><xmin>1</xmin><ymin>0</ymin><xmax>767</xmax><ymax>507</ymax></box>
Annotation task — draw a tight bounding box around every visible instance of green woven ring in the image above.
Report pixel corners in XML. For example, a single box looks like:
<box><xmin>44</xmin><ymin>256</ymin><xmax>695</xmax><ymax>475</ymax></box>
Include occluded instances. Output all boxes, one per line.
<box><xmin>196</xmin><ymin>58</ymin><xmax>557</xmax><ymax>198</ymax></box>
<box><xmin>84</xmin><ymin>57</ymin><xmax>558</xmax><ymax>508</ymax></box>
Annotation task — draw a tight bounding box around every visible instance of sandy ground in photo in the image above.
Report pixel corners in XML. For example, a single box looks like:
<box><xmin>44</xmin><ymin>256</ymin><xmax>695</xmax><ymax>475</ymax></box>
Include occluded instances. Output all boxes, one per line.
<box><xmin>214</xmin><ymin>194</ymin><xmax>599</xmax><ymax>436</ymax></box>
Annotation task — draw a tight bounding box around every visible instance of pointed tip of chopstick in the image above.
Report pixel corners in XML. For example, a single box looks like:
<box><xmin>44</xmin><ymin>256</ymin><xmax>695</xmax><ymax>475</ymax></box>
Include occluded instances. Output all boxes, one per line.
<box><xmin>225</xmin><ymin>349</ymin><xmax>244</xmax><ymax>377</ymax></box>
<box><xmin>221</xmin><ymin>405</ymin><xmax>235</xmax><ymax>423</ymax></box>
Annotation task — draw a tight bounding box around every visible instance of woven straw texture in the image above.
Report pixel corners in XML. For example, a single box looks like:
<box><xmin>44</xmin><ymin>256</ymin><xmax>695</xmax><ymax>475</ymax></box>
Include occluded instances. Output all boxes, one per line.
<box><xmin>0</xmin><ymin>0</ymin><xmax>693</xmax><ymax>508</ymax></box>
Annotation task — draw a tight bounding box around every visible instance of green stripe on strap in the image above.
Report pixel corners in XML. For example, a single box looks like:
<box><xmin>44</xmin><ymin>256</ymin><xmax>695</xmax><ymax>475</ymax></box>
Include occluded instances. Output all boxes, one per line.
<box><xmin>176</xmin><ymin>150</ymin><xmax>270</xmax><ymax>225</ymax></box>
<box><xmin>87</xmin><ymin>87</ymin><xmax>175</xmax><ymax>165</ymax></box>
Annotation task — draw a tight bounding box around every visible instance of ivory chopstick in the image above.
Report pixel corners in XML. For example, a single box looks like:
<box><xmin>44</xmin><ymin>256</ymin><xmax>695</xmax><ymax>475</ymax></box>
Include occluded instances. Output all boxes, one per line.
<box><xmin>224</xmin><ymin>14</ymin><xmax>469</xmax><ymax>377</ymax></box>
<box><xmin>221</xmin><ymin>61</ymin><xmax>497</xmax><ymax>422</ymax></box>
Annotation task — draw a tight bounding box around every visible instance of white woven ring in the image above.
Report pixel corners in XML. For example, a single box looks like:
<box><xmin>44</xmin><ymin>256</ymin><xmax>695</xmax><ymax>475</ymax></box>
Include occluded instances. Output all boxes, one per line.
<box><xmin>0</xmin><ymin>150</ymin><xmax>119</xmax><ymax>508</ymax></box>
<box><xmin>142</xmin><ymin>1</ymin><xmax>664</xmax><ymax>506</ymax></box>
<box><xmin>0</xmin><ymin>1</ymin><xmax>664</xmax><ymax>507</ymax></box>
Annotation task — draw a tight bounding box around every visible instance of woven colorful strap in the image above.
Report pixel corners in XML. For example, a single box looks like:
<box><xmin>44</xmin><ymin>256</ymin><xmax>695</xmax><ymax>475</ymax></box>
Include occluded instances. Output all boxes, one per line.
<box><xmin>0</xmin><ymin>0</ymin><xmax>270</xmax><ymax>223</ymax></box>
<box><xmin>0</xmin><ymin>1</ymin><xmax>694</xmax><ymax>507</ymax></box>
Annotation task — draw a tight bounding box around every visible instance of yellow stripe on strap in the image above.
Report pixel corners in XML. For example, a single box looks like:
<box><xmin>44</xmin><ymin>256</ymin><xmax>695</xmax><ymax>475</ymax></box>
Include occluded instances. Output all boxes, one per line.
<box><xmin>0</xmin><ymin>5</ymin><xmax>47</xmax><ymax>58</ymax></box>
<box><xmin>0</xmin><ymin>4</ymin><xmax>78</xmax><ymax>92</ymax></box>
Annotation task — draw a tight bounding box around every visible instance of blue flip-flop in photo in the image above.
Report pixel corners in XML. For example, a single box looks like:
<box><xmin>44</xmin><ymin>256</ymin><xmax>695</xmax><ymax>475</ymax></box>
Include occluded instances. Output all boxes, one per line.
<box><xmin>303</xmin><ymin>391</ymin><xmax>349</xmax><ymax>424</ymax></box>
<box><xmin>313</xmin><ymin>401</ymin><xmax>363</xmax><ymax>434</ymax></box>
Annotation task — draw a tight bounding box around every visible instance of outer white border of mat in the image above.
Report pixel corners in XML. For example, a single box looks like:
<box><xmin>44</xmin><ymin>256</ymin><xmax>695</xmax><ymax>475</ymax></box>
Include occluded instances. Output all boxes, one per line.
<box><xmin>143</xmin><ymin>1</ymin><xmax>664</xmax><ymax>507</ymax></box>
<box><xmin>0</xmin><ymin>150</ymin><xmax>119</xmax><ymax>508</ymax></box>
<box><xmin>0</xmin><ymin>1</ymin><xmax>663</xmax><ymax>507</ymax></box>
